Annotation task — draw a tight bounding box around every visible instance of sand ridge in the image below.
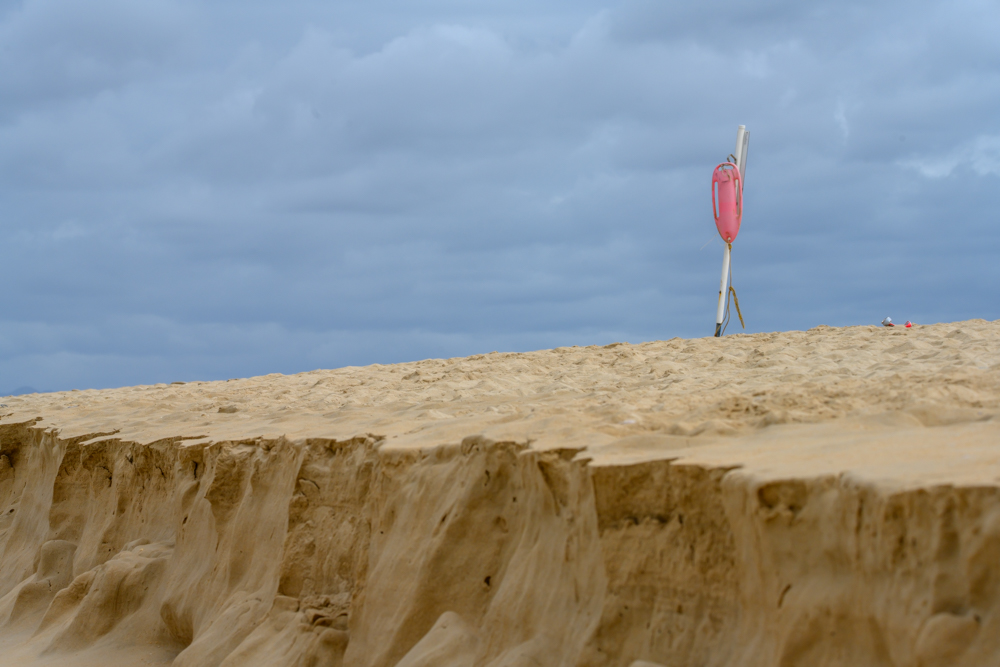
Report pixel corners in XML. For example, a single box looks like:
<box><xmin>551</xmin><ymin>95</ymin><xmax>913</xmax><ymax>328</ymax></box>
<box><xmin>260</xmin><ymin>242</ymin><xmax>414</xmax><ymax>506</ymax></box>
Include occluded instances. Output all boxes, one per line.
<box><xmin>3</xmin><ymin>319</ymin><xmax>998</xmax><ymax>450</ymax></box>
<box><xmin>0</xmin><ymin>319</ymin><xmax>997</xmax><ymax>666</ymax></box>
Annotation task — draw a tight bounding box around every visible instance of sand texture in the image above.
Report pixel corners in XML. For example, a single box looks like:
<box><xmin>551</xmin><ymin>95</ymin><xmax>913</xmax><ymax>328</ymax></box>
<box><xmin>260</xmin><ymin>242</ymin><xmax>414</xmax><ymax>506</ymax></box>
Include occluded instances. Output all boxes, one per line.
<box><xmin>0</xmin><ymin>319</ymin><xmax>998</xmax><ymax>666</ymax></box>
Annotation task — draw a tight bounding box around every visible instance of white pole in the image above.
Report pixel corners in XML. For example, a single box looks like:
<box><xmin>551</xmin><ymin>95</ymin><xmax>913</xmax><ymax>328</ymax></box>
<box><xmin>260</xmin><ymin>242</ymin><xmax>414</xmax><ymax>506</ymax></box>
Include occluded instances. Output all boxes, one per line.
<box><xmin>714</xmin><ymin>125</ymin><xmax>746</xmax><ymax>337</ymax></box>
<box><xmin>738</xmin><ymin>128</ymin><xmax>749</xmax><ymax>181</ymax></box>
<box><xmin>714</xmin><ymin>243</ymin><xmax>731</xmax><ymax>337</ymax></box>
<box><xmin>734</xmin><ymin>125</ymin><xmax>746</xmax><ymax>169</ymax></box>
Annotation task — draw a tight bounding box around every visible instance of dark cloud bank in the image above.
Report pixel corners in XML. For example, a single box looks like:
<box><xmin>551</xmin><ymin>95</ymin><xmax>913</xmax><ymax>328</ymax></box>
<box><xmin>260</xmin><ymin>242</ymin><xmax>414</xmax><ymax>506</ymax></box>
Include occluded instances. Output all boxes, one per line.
<box><xmin>1</xmin><ymin>0</ymin><xmax>997</xmax><ymax>391</ymax></box>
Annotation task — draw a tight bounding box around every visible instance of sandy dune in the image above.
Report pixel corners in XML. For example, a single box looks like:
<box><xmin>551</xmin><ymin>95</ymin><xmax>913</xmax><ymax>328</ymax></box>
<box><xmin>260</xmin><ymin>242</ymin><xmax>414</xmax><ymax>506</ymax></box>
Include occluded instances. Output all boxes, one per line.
<box><xmin>0</xmin><ymin>319</ymin><xmax>997</xmax><ymax>666</ymax></box>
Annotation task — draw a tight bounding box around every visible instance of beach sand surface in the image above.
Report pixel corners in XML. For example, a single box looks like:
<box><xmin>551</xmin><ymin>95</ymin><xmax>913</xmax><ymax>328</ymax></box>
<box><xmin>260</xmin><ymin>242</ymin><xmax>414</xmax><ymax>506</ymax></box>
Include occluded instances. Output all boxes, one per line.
<box><xmin>0</xmin><ymin>319</ymin><xmax>998</xmax><ymax>666</ymax></box>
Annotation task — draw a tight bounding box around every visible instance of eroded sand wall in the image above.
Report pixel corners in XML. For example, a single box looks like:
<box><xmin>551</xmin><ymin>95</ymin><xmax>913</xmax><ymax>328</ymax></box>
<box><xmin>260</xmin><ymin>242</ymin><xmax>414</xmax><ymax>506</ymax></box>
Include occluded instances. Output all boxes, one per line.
<box><xmin>724</xmin><ymin>473</ymin><xmax>1000</xmax><ymax>667</ymax></box>
<box><xmin>0</xmin><ymin>419</ymin><xmax>998</xmax><ymax>667</ymax></box>
<box><xmin>581</xmin><ymin>461</ymin><xmax>739</xmax><ymax>667</ymax></box>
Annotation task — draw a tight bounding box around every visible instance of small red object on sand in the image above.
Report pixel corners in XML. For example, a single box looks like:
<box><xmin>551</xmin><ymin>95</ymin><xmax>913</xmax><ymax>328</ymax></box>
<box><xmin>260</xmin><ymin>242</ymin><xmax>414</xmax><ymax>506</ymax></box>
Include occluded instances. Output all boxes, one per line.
<box><xmin>905</xmin><ymin>321</ymin><xmax>912</xmax><ymax>328</ymax></box>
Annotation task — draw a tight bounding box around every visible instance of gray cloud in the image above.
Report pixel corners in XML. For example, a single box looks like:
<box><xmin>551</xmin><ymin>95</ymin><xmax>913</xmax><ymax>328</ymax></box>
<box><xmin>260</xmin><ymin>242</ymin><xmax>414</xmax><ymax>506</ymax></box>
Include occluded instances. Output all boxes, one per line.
<box><xmin>0</xmin><ymin>0</ymin><xmax>997</xmax><ymax>392</ymax></box>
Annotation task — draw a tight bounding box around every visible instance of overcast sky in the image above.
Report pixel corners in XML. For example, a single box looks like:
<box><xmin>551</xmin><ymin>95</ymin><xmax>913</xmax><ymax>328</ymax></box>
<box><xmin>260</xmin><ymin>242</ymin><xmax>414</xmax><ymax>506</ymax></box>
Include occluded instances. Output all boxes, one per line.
<box><xmin>1</xmin><ymin>0</ymin><xmax>998</xmax><ymax>392</ymax></box>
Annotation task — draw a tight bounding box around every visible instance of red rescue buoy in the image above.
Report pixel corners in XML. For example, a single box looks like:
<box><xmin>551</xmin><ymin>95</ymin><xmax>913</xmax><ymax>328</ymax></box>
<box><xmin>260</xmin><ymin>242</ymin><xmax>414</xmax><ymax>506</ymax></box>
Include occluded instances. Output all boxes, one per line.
<box><xmin>711</xmin><ymin>162</ymin><xmax>742</xmax><ymax>243</ymax></box>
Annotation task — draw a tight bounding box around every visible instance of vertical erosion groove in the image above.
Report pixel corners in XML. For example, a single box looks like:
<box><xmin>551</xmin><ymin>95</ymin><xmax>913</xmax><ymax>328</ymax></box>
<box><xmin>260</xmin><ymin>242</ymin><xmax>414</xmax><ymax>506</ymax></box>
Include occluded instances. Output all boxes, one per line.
<box><xmin>345</xmin><ymin>439</ymin><xmax>606</xmax><ymax>667</ymax></box>
<box><xmin>581</xmin><ymin>461</ymin><xmax>740</xmax><ymax>667</ymax></box>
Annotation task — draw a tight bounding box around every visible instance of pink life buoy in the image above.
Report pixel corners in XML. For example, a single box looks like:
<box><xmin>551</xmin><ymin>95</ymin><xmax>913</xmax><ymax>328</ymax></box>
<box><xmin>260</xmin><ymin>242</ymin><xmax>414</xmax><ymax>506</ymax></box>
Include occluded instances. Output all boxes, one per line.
<box><xmin>711</xmin><ymin>162</ymin><xmax>742</xmax><ymax>243</ymax></box>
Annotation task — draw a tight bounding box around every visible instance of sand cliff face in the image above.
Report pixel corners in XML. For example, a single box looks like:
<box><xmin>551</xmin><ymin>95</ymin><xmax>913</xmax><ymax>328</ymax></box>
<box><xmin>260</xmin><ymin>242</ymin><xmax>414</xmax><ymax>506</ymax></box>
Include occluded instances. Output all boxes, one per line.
<box><xmin>0</xmin><ymin>320</ymin><xmax>998</xmax><ymax>666</ymax></box>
